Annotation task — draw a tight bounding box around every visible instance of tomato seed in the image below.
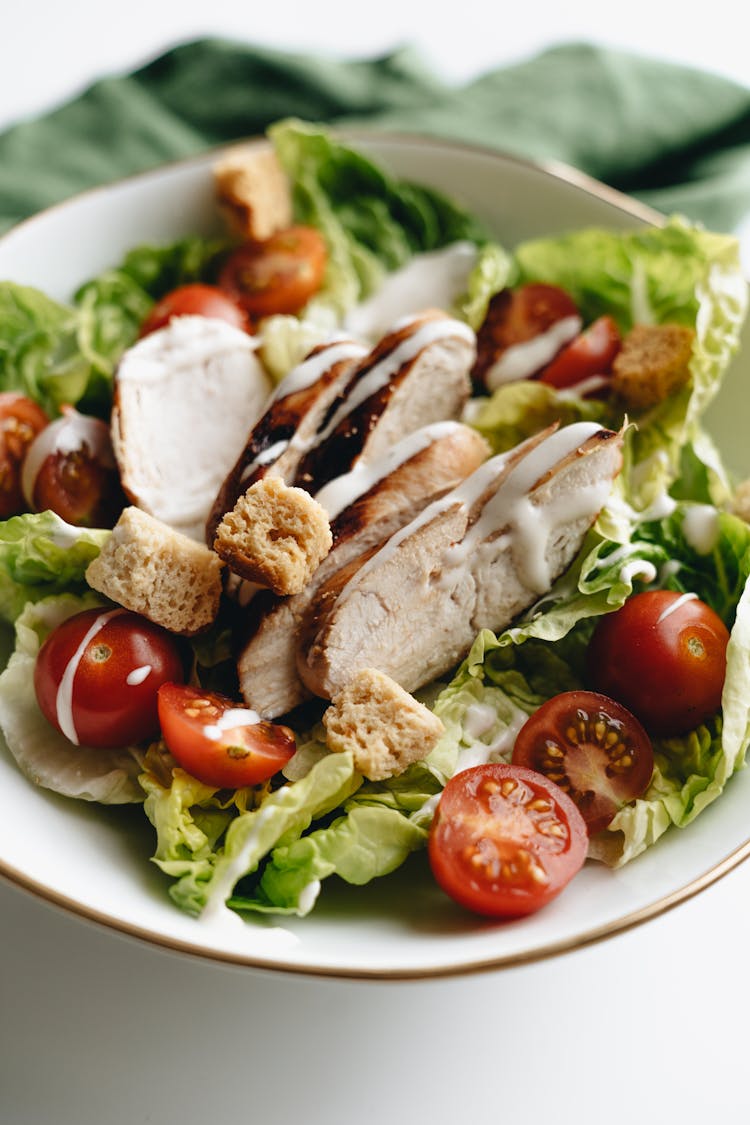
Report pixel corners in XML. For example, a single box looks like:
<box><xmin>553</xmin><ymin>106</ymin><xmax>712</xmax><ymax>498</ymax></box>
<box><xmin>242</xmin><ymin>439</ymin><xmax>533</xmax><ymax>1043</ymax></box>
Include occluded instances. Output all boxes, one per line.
<box><xmin>527</xmin><ymin>798</ymin><xmax>551</xmax><ymax>812</ymax></box>
<box><xmin>500</xmin><ymin>779</ymin><xmax>517</xmax><ymax>796</ymax></box>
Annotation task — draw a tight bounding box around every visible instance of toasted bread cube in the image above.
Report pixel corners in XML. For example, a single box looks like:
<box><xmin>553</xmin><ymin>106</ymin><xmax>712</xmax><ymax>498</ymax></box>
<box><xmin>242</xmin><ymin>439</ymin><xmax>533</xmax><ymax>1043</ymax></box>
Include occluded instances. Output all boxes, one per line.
<box><xmin>611</xmin><ymin>323</ymin><xmax>695</xmax><ymax>410</ymax></box>
<box><xmin>213</xmin><ymin>145</ymin><xmax>292</xmax><ymax>241</ymax></box>
<box><xmin>323</xmin><ymin>667</ymin><xmax>445</xmax><ymax>781</ymax></box>
<box><xmin>85</xmin><ymin>507</ymin><xmax>223</xmax><ymax>636</ymax></box>
<box><xmin>214</xmin><ymin>475</ymin><xmax>332</xmax><ymax>595</ymax></box>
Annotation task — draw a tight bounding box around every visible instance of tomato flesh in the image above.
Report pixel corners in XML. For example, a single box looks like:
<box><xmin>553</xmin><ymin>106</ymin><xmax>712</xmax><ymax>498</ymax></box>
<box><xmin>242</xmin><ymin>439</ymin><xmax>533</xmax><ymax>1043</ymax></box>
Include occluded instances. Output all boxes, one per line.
<box><xmin>0</xmin><ymin>392</ymin><xmax>49</xmax><ymax>518</ymax></box>
<box><xmin>218</xmin><ymin>226</ymin><xmax>327</xmax><ymax>319</ymax></box>
<box><xmin>473</xmin><ymin>283</ymin><xmax>581</xmax><ymax>389</ymax></box>
<box><xmin>157</xmin><ymin>683</ymin><xmax>296</xmax><ymax>788</ymax></box>
<box><xmin>428</xmin><ymin>763</ymin><xmax>588</xmax><ymax>918</ymax></box>
<box><xmin>139</xmin><ymin>284</ymin><xmax>249</xmax><ymax>337</ymax></box>
<box><xmin>539</xmin><ymin>315</ymin><xmax>622</xmax><ymax>390</ymax></box>
<box><xmin>34</xmin><ymin>608</ymin><xmax>186</xmax><ymax>748</ymax></box>
<box><xmin>512</xmin><ymin>690</ymin><xmax>654</xmax><ymax>835</ymax></box>
<box><xmin>587</xmin><ymin>591</ymin><xmax>730</xmax><ymax>736</ymax></box>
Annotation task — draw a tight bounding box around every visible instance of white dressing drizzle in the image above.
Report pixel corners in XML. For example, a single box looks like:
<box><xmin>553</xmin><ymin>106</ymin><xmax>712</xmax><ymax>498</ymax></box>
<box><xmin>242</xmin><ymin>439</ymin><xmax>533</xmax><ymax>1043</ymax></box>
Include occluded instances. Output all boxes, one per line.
<box><xmin>201</xmin><ymin>794</ymin><xmax>289</xmax><ymax>921</ymax></box>
<box><xmin>126</xmin><ymin>665</ymin><xmax>152</xmax><ymax>687</ymax></box>
<box><xmin>313</xmin><ymin>420</ymin><xmax>461</xmax><ymax>520</ymax></box>
<box><xmin>619</xmin><ymin>558</ymin><xmax>658</xmax><ymax>585</ymax></box>
<box><xmin>485</xmin><ymin>315</ymin><xmax>582</xmax><ymax>389</ymax></box>
<box><xmin>297</xmin><ymin>879</ymin><xmax>322</xmax><ymax>914</ymax></box>
<box><xmin>657</xmin><ymin>591</ymin><xmax>699</xmax><ymax>623</ymax></box>
<box><xmin>203</xmin><ymin>707</ymin><xmax>262</xmax><ymax>742</ymax></box>
<box><xmin>682</xmin><ymin>504</ymin><xmax>720</xmax><ymax>554</ymax></box>
<box><xmin>55</xmin><ymin>609</ymin><xmax>125</xmax><ymax>745</ymax></box>
<box><xmin>268</xmin><ymin>337</ymin><xmax>367</xmax><ymax>403</ymax></box>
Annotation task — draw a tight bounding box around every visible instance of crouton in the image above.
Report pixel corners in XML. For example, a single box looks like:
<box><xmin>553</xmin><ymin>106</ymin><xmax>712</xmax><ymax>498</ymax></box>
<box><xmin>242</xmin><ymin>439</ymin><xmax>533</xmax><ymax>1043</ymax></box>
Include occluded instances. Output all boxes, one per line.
<box><xmin>213</xmin><ymin>475</ymin><xmax>332</xmax><ymax>596</ymax></box>
<box><xmin>85</xmin><ymin>506</ymin><xmax>224</xmax><ymax>636</ymax></box>
<box><xmin>611</xmin><ymin>323</ymin><xmax>695</xmax><ymax>410</ymax></box>
<box><xmin>322</xmin><ymin>667</ymin><xmax>445</xmax><ymax>782</ymax></box>
<box><xmin>212</xmin><ymin>145</ymin><xmax>292</xmax><ymax>241</ymax></box>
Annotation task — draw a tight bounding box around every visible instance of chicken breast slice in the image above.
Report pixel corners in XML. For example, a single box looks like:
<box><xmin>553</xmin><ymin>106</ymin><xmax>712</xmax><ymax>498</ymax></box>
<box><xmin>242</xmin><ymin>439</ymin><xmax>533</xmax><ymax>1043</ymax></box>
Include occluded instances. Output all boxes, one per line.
<box><xmin>112</xmin><ymin>316</ymin><xmax>272</xmax><ymax>541</ymax></box>
<box><xmin>298</xmin><ymin>422</ymin><xmax>623</xmax><ymax>699</ymax></box>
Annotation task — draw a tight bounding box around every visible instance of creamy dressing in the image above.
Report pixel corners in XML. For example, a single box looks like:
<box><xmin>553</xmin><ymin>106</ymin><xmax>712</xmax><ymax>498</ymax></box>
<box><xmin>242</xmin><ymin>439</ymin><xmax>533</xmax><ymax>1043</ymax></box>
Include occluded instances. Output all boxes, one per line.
<box><xmin>343</xmin><ymin>242</ymin><xmax>478</xmax><ymax>341</ymax></box>
<box><xmin>203</xmin><ymin>708</ymin><xmax>261</xmax><ymax>742</ymax></box>
<box><xmin>297</xmin><ymin>879</ymin><xmax>322</xmax><ymax>914</ymax></box>
<box><xmin>682</xmin><ymin>504</ymin><xmax>720</xmax><ymax>554</ymax></box>
<box><xmin>453</xmin><ymin>701</ymin><xmax>529</xmax><ymax>773</ymax></box>
<box><xmin>126</xmin><ymin>665</ymin><xmax>152</xmax><ymax>686</ymax></box>
<box><xmin>619</xmin><ymin>558</ymin><xmax>658</xmax><ymax>584</ymax></box>
<box><xmin>268</xmin><ymin>337</ymin><xmax>367</xmax><ymax>402</ymax></box>
<box><xmin>238</xmin><ymin>438</ymin><xmax>290</xmax><ymax>485</ymax></box>
<box><xmin>657</xmin><ymin>591</ymin><xmax>699</xmax><ymax>623</ymax></box>
<box><xmin>313</xmin><ymin>420</ymin><xmax>461</xmax><ymax>520</ymax></box>
<box><xmin>45</xmin><ymin>513</ymin><xmax>89</xmax><ymax>549</ymax></box>
<box><xmin>55</xmin><ymin>609</ymin><xmax>125</xmax><ymax>744</ymax></box>
<box><xmin>312</xmin><ymin>315</ymin><xmax>475</xmax><ymax>449</ymax></box>
<box><xmin>485</xmin><ymin>315</ymin><xmax>582</xmax><ymax>390</ymax></box>
<box><xmin>201</xmin><ymin>795</ymin><xmax>289</xmax><ymax>921</ymax></box>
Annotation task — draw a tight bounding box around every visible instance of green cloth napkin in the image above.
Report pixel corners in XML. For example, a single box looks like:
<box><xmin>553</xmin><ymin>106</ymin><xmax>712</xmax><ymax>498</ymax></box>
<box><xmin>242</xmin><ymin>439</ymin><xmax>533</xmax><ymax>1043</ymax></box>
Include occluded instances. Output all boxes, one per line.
<box><xmin>1</xmin><ymin>38</ymin><xmax>750</xmax><ymax>236</ymax></box>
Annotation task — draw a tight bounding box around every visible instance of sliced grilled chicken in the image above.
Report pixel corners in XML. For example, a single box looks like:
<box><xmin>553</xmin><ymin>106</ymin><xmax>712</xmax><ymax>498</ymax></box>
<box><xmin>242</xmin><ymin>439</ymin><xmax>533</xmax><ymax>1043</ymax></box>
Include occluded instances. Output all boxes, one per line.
<box><xmin>298</xmin><ymin>421</ymin><xmax>623</xmax><ymax>700</ymax></box>
<box><xmin>236</xmin><ymin>422</ymin><xmax>490</xmax><ymax>717</ymax></box>
<box><xmin>291</xmin><ymin>309</ymin><xmax>476</xmax><ymax>494</ymax></box>
<box><xmin>112</xmin><ymin>316</ymin><xmax>272</xmax><ymax>541</ymax></box>
<box><xmin>205</xmin><ymin>335</ymin><xmax>368</xmax><ymax>543</ymax></box>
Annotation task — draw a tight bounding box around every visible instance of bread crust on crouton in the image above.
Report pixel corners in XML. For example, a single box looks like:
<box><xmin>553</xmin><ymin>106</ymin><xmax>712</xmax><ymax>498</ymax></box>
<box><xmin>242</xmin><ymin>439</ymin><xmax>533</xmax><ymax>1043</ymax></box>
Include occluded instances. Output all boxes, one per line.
<box><xmin>214</xmin><ymin>475</ymin><xmax>332</xmax><ymax>596</ymax></box>
<box><xmin>611</xmin><ymin>323</ymin><xmax>695</xmax><ymax>410</ymax></box>
<box><xmin>85</xmin><ymin>507</ymin><xmax>223</xmax><ymax>636</ymax></box>
<box><xmin>213</xmin><ymin>145</ymin><xmax>292</xmax><ymax>241</ymax></box>
<box><xmin>323</xmin><ymin>667</ymin><xmax>445</xmax><ymax>781</ymax></box>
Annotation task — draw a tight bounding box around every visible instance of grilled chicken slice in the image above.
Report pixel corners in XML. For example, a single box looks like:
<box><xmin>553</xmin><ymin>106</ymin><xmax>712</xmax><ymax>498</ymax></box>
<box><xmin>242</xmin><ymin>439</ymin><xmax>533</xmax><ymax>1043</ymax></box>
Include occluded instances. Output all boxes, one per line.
<box><xmin>298</xmin><ymin>422</ymin><xmax>623</xmax><ymax>700</ymax></box>
<box><xmin>291</xmin><ymin>309</ymin><xmax>476</xmax><ymax>494</ymax></box>
<box><xmin>112</xmin><ymin>316</ymin><xmax>272</xmax><ymax>541</ymax></box>
<box><xmin>236</xmin><ymin>422</ymin><xmax>490</xmax><ymax>717</ymax></box>
<box><xmin>205</xmin><ymin>335</ymin><xmax>368</xmax><ymax>543</ymax></box>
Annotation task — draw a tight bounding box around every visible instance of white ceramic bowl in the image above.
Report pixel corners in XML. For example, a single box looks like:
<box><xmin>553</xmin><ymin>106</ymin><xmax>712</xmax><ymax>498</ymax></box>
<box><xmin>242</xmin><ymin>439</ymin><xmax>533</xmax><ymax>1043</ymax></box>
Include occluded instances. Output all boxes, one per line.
<box><xmin>1</xmin><ymin>134</ymin><xmax>748</xmax><ymax>979</ymax></box>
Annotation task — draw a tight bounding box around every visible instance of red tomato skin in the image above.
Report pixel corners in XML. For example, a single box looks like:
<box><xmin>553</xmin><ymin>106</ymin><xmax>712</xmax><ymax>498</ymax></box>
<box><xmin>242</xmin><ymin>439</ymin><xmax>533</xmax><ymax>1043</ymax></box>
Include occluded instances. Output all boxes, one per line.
<box><xmin>34</xmin><ymin>608</ymin><xmax>186</xmax><ymax>748</ymax></box>
<box><xmin>157</xmin><ymin>683</ymin><xmax>296</xmax><ymax>788</ymax></box>
<box><xmin>473</xmin><ymin>283</ymin><xmax>581</xmax><ymax>388</ymax></box>
<box><xmin>511</xmin><ymin>690</ymin><xmax>654</xmax><ymax>835</ymax></box>
<box><xmin>139</xmin><ymin>284</ymin><xmax>249</xmax><ymax>337</ymax></box>
<box><xmin>218</xmin><ymin>226</ymin><xmax>327</xmax><ymax>318</ymax></box>
<box><xmin>428</xmin><ymin>763</ymin><xmax>588</xmax><ymax>919</ymax></box>
<box><xmin>0</xmin><ymin>393</ymin><xmax>49</xmax><ymax>519</ymax></box>
<box><xmin>539</xmin><ymin>315</ymin><xmax>622</xmax><ymax>390</ymax></box>
<box><xmin>587</xmin><ymin>591</ymin><xmax>730</xmax><ymax>736</ymax></box>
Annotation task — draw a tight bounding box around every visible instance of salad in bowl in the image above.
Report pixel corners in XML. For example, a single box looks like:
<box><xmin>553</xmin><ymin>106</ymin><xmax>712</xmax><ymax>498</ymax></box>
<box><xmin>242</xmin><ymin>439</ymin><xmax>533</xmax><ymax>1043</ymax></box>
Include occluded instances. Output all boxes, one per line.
<box><xmin>0</xmin><ymin>119</ymin><xmax>748</xmax><ymax>960</ymax></box>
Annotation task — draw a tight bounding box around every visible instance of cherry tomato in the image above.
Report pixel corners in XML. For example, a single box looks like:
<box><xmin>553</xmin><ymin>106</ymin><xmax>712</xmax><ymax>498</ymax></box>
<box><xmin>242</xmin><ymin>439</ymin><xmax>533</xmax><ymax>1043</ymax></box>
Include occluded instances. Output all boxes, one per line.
<box><xmin>539</xmin><ymin>315</ymin><xmax>622</xmax><ymax>390</ymax></box>
<box><xmin>138</xmin><ymin>283</ymin><xmax>249</xmax><ymax>337</ymax></box>
<box><xmin>218</xmin><ymin>226</ymin><xmax>327</xmax><ymax>318</ymax></box>
<box><xmin>512</xmin><ymin>690</ymin><xmax>654</xmax><ymax>835</ymax></box>
<box><xmin>0</xmin><ymin>392</ymin><xmax>49</xmax><ymax>519</ymax></box>
<box><xmin>473</xmin><ymin>283</ymin><xmax>581</xmax><ymax>389</ymax></box>
<box><xmin>428</xmin><ymin>763</ymin><xmax>588</xmax><ymax>918</ymax></box>
<box><xmin>34</xmin><ymin>608</ymin><xmax>186</xmax><ymax>749</ymax></box>
<box><xmin>587</xmin><ymin>591</ymin><xmax>730</xmax><ymax>736</ymax></box>
<box><xmin>23</xmin><ymin>406</ymin><xmax>125</xmax><ymax>527</ymax></box>
<box><xmin>157</xmin><ymin>683</ymin><xmax>296</xmax><ymax>788</ymax></box>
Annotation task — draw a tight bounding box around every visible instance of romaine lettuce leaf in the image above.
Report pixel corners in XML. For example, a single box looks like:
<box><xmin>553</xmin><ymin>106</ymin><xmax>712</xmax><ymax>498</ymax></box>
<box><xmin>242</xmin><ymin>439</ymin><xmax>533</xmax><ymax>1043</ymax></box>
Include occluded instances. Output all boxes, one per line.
<box><xmin>0</xmin><ymin>592</ymin><xmax>144</xmax><ymax>803</ymax></box>
<box><xmin>0</xmin><ymin>511</ymin><xmax>109</xmax><ymax>623</ymax></box>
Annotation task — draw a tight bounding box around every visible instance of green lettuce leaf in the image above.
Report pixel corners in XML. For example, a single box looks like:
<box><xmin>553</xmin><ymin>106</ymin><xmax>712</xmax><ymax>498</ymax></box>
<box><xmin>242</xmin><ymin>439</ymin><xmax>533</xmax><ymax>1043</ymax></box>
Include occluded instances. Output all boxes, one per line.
<box><xmin>166</xmin><ymin>750</ymin><xmax>362</xmax><ymax>916</ymax></box>
<box><xmin>0</xmin><ymin>511</ymin><xmax>109</xmax><ymax>623</ymax></box>
<box><xmin>0</xmin><ymin>592</ymin><xmax>144</xmax><ymax>803</ymax></box>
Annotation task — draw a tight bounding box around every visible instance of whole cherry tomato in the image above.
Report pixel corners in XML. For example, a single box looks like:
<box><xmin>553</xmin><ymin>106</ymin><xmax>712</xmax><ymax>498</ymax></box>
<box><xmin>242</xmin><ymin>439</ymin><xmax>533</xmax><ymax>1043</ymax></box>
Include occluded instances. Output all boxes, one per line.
<box><xmin>218</xmin><ymin>226</ymin><xmax>327</xmax><ymax>319</ymax></box>
<box><xmin>139</xmin><ymin>284</ymin><xmax>249</xmax><ymax>337</ymax></box>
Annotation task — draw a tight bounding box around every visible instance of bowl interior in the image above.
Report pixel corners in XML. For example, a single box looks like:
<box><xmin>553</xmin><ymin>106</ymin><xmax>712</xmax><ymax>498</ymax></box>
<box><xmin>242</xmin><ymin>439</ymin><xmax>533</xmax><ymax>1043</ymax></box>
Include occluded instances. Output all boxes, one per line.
<box><xmin>1</xmin><ymin>134</ymin><xmax>748</xmax><ymax>978</ymax></box>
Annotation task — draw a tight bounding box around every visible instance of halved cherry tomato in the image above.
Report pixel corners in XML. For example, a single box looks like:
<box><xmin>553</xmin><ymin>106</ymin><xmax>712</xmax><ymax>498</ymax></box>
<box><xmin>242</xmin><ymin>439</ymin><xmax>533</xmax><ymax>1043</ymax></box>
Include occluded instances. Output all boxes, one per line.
<box><xmin>23</xmin><ymin>406</ymin><xmax>125</xmax><ymax>528</ymax></box>
<box><xmin>539</xmin><ymin>315</ymin><xmax>622</xmax><ymax>390</ymax></box>
<box><xmin>157</xmin><ymin>683</ymin><xmax>296</xmax><ymax>788</ymax></box>
<box><xmin>472</xmin><ymin>283</ymin><xmax>581</xmax><ymax>388</ymax></box>
<box><xmin>139</xmin><ymin>283</ymin><xmax>249</xmax><ymax>337</ymax></box>
<box><xmin>512</xmin><ymin>690</ymin><xmax>654</xmax><ymax>835</ymax></box>
<box><xmin>34</xmin><ymin>608</ymin><xmax>186</xmax><ymax>748</ymax></box>
<box><xmin>0</xmin><ymin>392</ymin><xmax>49</xmax><ymax>518</ymax></box>
<box><xmin>428</xmin><ymin>763</ymin><xmax>588</xmax><ymax>918</ymax></box>
<box><xmin>218</xmin><ymin>226</ymin><xmax>327</xmax><ymax>318</ymax></box>
<box><xmin>587</xmin><ymin>591</ymin><xmax>730</xmax><ymax>736</ymax></box>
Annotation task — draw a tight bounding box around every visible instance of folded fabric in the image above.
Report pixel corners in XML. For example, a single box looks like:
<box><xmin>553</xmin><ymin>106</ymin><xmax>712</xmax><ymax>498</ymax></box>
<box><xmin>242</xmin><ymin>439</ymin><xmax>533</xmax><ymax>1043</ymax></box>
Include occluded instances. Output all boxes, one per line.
<box><xmin>1</xmin><ymin>37</ymin><xmax>749</xmax><ymax>234</ymax></box>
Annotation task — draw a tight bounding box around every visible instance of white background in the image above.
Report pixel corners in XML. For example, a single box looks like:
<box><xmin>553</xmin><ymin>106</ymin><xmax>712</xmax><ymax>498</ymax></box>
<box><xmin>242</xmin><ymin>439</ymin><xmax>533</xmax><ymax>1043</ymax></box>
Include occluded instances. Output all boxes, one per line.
<box><xmin>2</xmin><ymin>5</ymin><xmax>750</xmax><ymax>1124</ymax></box>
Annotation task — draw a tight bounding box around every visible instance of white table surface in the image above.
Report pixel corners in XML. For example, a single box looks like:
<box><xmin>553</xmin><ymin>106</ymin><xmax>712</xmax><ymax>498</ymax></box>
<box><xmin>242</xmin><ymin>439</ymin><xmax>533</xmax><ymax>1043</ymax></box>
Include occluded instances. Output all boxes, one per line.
<box><xmin>2</xmin><ymin>6</ymin><xmax>750</xmax><ymax>1123</ymax></box>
